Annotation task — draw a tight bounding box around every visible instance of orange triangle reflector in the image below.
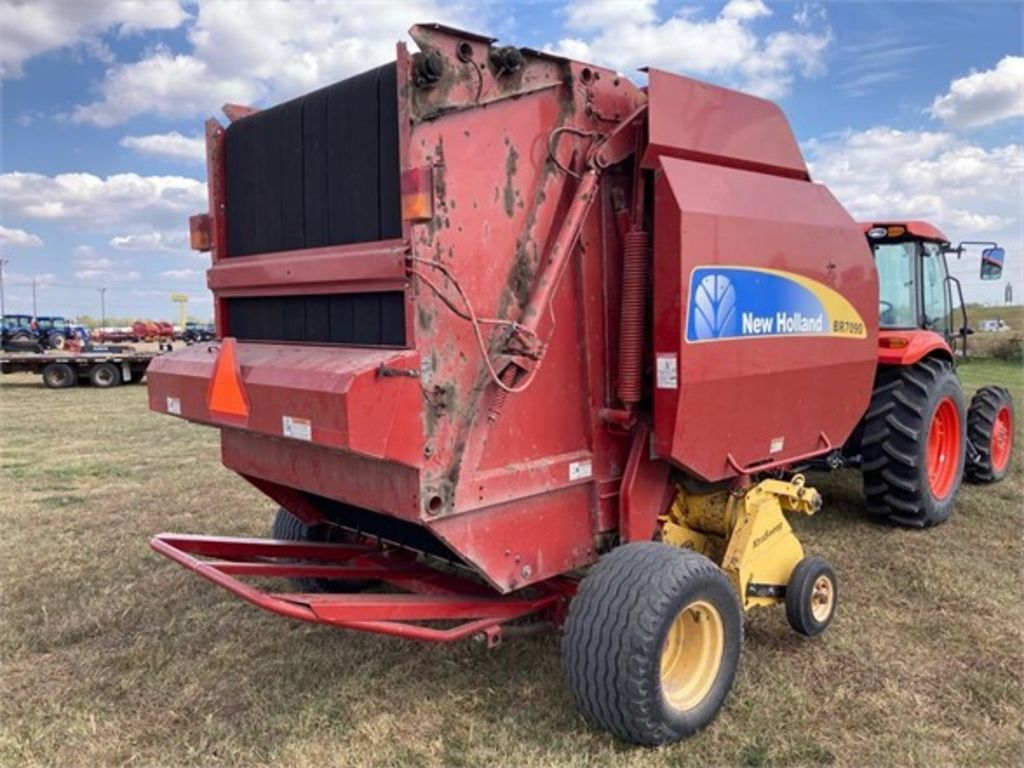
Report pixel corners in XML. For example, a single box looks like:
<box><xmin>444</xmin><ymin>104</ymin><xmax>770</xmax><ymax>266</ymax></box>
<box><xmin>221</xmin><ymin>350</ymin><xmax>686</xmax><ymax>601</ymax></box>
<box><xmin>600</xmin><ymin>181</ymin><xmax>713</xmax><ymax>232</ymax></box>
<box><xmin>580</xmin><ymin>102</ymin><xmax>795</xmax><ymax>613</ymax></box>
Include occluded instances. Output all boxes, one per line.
<box><xmin>207</xmin><ymin>337</ymin><xmax>250</xmax><ymax>423</ymax></box>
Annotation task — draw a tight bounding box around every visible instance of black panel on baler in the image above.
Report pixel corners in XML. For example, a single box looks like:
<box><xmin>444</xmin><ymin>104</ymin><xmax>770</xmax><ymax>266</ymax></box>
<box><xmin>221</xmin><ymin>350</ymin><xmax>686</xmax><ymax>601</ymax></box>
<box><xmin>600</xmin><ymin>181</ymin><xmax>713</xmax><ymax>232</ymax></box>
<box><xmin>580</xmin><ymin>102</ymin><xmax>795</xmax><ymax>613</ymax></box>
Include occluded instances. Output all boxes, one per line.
<box><xmin>225</xmin><ymin>63</ymin><xmax>401</xmax><ymax>257</ymax></box>
<box><xmin>226</xmin><ymin>293</ymin><xmax>405</xmax><ymax>346</ymax></box>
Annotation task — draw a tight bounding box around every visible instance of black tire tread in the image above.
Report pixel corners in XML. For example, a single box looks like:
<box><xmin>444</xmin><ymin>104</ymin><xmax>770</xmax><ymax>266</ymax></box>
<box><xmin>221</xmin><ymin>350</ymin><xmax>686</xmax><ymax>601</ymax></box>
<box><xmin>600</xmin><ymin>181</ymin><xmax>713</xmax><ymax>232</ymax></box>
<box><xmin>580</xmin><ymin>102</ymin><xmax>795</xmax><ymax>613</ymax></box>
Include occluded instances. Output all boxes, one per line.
<box><xmin>562</xmin><ymin>542</ymin><xmax>741</xmax><ymax>745</ymax></box>
<box><xmin>966</xmin><ymin>385</ymin><xmax>1014</xmax><ymax>483</ymax></box>
<box><xmin>42</xmin><ymin>363</ymin><xmax>76</xmax><ymax>389</ymax></box>
<box><xmin>271</xmin><ymin>508</ymin><xmax>373</xmax><ymax>593</ymax></box>
<box><xmin>785</xmin><ymin>556</ymin><xmax>837</xmax><ymax>637</ymax></box>
<box><xmin>89</xmin><ymin>362</ymin><xmax>121</xmax><ymax>388</ymax></box>
<box><xmin>860</xmin><ymin>357</ymin><xmax>965</xmax><ymax>527</ymax></box>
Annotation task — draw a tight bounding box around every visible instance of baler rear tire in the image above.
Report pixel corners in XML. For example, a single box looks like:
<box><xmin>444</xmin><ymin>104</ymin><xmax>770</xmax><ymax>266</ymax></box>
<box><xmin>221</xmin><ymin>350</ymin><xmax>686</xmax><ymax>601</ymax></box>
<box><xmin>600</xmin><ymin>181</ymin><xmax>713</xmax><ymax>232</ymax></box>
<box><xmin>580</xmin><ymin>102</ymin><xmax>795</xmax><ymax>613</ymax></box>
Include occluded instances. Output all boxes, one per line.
<box><xmin>860</xmin><ymin>357</ymin><xmax>966</xmax><ymax>527</ymax></box>
<box><xmin>561</xmin><ymin>542</ymin><xmax>742</xmax><ymax>745</ymax></box>
<box><xmin>965</xmin><ymin>386</ymin><xmax>1014</xmax><ymax>483</ymax></box>
<box><xmin>272</xmin><ymin>507</ymin><xmax>375</xmax><ymax>593</ymax></box>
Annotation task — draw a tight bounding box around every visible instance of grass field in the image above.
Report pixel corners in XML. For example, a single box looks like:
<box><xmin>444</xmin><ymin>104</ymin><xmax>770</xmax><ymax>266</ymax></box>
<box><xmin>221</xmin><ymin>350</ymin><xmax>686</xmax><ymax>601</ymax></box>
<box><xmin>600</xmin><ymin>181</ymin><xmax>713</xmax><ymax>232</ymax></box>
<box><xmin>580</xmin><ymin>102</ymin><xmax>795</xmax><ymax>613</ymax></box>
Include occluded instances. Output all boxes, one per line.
<box><xmin>1</xmin><ymin>359</ymin><xmax>1022</xmax><ymax>767</ymax></box>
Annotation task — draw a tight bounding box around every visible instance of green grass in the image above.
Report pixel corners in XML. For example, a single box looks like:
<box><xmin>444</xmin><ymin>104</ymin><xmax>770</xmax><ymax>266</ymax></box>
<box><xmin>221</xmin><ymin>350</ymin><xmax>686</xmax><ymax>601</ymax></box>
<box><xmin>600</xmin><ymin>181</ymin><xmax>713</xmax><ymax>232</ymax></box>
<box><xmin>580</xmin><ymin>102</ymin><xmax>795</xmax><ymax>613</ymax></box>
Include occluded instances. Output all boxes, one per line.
<box><xmin>1</xmin><ymin>364</ymin><xmax>1022</xmax><ymax>767</ymax></box>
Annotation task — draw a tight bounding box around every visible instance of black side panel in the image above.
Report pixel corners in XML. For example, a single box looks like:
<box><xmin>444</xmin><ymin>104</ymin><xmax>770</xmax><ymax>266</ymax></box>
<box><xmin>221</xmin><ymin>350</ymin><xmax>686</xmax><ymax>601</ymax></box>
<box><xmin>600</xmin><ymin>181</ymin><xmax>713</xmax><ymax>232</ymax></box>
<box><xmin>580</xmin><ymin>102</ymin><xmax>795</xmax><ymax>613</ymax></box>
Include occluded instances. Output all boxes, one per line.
<box><xmin>225</xmin><ymin>63</ymin><xmax>401</xmax><ymax>258</ymax></box>
<box><xmin>226</xmin><ymin>293</ymin><xmax>405</xmax><ymax>346</ymax></box>
<box><xmin>306</xmin><ymin>493</ymin><xmax>464</xmax><ymax>563</ymax></box>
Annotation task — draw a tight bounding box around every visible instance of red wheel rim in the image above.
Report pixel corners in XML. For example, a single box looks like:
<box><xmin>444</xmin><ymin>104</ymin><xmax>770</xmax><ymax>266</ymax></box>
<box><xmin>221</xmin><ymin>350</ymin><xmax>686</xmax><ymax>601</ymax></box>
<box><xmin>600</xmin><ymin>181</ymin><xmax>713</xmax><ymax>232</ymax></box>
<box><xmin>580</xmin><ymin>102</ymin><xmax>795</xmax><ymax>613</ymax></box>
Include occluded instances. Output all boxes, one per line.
<box><xmin>991</xmin><ymin>406</ymin><xmax>1013</xmax><ymax>472</ymax></box>
<box><xmin>927</xmin><ymin>397</ymin><xmax>961</xmax><ymax>499</ymax></box>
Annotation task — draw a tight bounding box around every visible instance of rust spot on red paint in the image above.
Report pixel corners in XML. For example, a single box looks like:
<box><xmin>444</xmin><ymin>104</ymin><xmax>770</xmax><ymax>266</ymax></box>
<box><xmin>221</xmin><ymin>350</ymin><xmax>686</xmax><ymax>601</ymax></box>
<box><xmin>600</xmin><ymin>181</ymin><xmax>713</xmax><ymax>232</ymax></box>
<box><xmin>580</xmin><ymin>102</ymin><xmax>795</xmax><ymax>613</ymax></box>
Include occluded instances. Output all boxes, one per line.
<box><xmin>503</xmin><ymin>142</ymin><xmax>519</xmax><ymax>218</ymax></box>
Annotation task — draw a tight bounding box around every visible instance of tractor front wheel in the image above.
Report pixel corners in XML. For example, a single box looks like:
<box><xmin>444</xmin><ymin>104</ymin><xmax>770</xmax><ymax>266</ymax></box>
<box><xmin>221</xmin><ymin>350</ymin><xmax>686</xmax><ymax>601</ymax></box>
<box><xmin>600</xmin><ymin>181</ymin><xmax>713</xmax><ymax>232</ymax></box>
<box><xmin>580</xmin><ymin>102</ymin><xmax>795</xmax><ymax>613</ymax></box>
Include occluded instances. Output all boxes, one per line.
<box><xmin>860</xmin><ymin>357</ymin><xmax>966</xmax><ymax>527</ymax></box>
<box><xmin>966</xmin><ymin>386</ymin><xmax>1014</xmax><ymax>483</ymax></box>
<box><xmin>561</xmin><ymin>542</ymin><xmax>742</xmax><ymax>745</ymax></box>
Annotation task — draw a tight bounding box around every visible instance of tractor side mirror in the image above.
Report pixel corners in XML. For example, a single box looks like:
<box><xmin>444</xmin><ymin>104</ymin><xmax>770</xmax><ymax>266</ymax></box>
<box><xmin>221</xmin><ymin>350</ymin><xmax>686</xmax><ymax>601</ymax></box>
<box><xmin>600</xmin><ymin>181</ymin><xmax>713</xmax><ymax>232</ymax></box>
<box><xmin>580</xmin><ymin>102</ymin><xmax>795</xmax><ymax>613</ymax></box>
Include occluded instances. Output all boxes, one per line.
<box><xmin>980</xmin><ymin>247</ymin><xmax>1004</xmax><ymax>280</ymax></box>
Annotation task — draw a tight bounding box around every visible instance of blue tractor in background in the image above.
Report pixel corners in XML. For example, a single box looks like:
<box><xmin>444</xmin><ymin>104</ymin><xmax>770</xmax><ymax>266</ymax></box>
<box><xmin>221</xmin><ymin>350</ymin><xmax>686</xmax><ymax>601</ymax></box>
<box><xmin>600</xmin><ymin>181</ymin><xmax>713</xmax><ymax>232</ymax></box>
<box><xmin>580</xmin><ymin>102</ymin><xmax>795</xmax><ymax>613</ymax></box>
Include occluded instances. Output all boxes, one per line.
<box><xmin>1</xmin><ymin>314</ymin><xmax>37</xmax><ymax>347</ymax></box>
<box><xmin>34</xmin><ymin>316</ymin><xmax>74</xmax><ymax>349</ymax></box>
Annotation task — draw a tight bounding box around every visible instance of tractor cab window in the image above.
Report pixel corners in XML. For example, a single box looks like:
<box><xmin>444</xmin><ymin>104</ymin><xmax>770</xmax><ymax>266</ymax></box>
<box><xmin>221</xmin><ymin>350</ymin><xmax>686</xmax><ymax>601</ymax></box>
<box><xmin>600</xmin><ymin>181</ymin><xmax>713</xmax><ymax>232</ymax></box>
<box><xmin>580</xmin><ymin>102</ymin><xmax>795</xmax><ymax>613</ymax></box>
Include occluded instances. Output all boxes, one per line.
<box><xmin>921</xmin><ymin>242</ymin><xmax>951</xmax><ymax>336</ymax></box>
<box><xmin>872</xmin><ymin>242</ymin><xmax>917</xmax><ymax>328</ymax></box>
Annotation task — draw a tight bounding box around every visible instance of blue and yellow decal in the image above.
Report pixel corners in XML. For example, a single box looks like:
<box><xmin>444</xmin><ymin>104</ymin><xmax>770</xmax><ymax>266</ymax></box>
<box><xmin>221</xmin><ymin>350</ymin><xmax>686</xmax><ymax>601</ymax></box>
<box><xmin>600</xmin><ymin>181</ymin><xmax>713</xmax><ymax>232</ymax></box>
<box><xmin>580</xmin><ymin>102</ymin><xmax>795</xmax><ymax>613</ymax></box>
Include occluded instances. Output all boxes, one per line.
<box><xmin>685</xmin><ymin>266</ymin><xmax>866</xmax><ymax>343</ymax></box>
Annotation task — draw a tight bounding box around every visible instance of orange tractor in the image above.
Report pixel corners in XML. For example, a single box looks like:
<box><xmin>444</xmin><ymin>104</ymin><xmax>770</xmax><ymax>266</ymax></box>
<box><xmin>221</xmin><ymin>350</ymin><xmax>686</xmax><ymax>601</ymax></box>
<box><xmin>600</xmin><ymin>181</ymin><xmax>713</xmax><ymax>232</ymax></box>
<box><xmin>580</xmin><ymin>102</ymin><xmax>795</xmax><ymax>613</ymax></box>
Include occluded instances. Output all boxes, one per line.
<box><xmin>843</xmin><ymin>223</ymin><xmax>1013</xmax><ymax>526</ymax></box>
<box><xmin>146</xmin><ymin>24</ymin><xmax>1014</xmax><ymax>745</ymax></box>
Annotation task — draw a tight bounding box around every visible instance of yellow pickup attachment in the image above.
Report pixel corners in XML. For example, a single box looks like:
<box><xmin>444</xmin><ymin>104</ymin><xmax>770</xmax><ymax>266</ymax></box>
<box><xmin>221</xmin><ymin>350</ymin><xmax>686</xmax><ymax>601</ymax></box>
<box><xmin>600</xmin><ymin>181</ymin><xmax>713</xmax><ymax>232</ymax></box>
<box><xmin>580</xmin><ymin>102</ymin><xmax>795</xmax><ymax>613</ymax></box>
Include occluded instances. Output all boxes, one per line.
<box><xmin>661</xmin><ymin>475</ymin><xmax>822</xmax><ymax>611</ymax></box>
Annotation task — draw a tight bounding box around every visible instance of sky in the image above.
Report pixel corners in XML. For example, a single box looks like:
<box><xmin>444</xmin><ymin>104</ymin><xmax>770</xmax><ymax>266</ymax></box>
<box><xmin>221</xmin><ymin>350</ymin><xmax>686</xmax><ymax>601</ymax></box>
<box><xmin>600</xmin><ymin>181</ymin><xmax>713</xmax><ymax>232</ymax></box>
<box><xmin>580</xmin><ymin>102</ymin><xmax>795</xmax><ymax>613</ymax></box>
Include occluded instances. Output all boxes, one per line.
<box><xmin>0</xmin><ymin>0</ymin><xmax>1021</xmax><ymax>322</ymax></box>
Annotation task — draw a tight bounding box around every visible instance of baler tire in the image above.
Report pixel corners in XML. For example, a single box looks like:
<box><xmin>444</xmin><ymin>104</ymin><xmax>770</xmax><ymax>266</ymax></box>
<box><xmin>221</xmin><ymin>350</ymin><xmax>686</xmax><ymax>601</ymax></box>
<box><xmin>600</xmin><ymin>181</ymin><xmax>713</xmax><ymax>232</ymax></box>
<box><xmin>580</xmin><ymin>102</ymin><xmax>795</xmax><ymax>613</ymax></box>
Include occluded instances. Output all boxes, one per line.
<box><xmin>272</xmin><ymin>507</ymin><xmax>376</xmax><ymax>593</ymax></box>
<box><xmin>42</xmin><ymin>363</ymin><xmax>76</xmax><ymax>389</ymax></box>
<box><xmin>89</xmin><ymin>362</ymin><xmax>121</xmax><ymax>388</ymax></box>
<box><xmin>561</xmin><ymin>542</ymin><xmax>742</xmax><ymax>745</ymax></box>
<box><xmin>860</xmin><ymin>357</ymin><xmax>966</xmax><ymax>527</ymax></box>
<box><xmin>965</xmin><ymin>386</ymin><xmax>1014</xmax><ymax>484</ymax></box>
<box><xmin>785</xmin><ymin>557</ymin><xmax>837</xmax><ymax>637</ymax></box>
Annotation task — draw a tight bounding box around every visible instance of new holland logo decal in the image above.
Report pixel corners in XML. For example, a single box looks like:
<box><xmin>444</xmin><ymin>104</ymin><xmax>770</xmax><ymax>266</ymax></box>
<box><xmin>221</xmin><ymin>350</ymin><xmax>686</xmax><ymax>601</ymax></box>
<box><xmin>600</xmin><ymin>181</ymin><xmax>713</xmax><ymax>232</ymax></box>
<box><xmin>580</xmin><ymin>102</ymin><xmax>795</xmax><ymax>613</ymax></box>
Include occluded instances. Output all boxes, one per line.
<box><xmin>686</xmin><ymin>266</ymin><xmax>866</xmax><ymax>343</ymax></box>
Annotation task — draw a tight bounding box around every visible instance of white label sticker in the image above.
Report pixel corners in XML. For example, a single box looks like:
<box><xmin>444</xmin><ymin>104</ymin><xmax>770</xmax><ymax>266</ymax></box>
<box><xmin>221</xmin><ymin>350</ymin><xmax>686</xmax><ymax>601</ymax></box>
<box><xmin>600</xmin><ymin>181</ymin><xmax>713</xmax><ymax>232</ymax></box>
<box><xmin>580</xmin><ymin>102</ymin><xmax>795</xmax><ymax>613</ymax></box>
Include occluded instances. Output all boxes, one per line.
<box><xmin>569</xmin><ymin>459</ymin><xmax>593</xmax><ymax>481</ymax></box>
<box><xmin>769</xmin><ymin>437</ymin><xmax>785</xmax><ymax>454</ymax></box>
<box><xmin>166</xmin><ymin>396</ymin><xmax>181</xmax><ymax>415</ymax></box>
<box><xmin>656</xmin><ymin>353</ymin><xmax>678</xmax><ymax>390</ymax></box>
<box><xmin>282</xmin><ymin>415</ymin><xmax>312</xmax><ymax>441</ymax></box>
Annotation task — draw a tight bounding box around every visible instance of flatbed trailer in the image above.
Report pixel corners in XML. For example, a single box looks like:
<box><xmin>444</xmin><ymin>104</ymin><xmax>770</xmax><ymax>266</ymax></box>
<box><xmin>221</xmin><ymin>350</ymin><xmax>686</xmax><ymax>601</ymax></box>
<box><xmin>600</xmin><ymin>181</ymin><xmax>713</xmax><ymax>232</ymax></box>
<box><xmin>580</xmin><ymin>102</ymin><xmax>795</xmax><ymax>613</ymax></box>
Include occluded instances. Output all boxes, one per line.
<box><xmin>0</xmin><ymin>348</ymin><xmax>157</xmax><ymax>388</ymax></box>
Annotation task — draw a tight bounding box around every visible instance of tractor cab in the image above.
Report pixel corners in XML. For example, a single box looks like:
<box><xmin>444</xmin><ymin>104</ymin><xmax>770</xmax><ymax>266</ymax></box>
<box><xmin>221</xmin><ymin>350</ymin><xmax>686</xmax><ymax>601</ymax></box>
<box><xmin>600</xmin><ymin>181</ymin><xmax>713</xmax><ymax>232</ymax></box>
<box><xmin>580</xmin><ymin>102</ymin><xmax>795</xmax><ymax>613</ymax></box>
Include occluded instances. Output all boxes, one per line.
<box><xmin>862</xmin><ymin>221</ymin><xmax>1004</xmax><ymax>361</ymax></box>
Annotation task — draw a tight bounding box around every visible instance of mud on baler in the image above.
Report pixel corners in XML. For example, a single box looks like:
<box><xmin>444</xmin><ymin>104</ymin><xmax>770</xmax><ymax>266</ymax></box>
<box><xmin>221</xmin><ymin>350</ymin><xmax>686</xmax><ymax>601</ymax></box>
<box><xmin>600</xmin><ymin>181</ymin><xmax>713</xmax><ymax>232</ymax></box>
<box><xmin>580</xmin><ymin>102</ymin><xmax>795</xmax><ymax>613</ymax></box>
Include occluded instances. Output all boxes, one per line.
<box><xmin>149</xmin><ymin>24</ymin><xmax>881</xmax><ymax>744</ymax></box>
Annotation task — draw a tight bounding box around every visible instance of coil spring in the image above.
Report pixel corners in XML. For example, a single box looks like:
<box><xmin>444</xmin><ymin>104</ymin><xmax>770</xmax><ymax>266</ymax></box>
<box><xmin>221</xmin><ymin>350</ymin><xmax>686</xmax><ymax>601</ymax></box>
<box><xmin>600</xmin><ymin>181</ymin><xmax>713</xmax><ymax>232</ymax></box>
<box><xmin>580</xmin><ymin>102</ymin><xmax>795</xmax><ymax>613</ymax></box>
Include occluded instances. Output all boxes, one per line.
<box><xmin>617</xmin><ymin>228</ymin><xmax>649</xmax><ymax>405</ymax></box>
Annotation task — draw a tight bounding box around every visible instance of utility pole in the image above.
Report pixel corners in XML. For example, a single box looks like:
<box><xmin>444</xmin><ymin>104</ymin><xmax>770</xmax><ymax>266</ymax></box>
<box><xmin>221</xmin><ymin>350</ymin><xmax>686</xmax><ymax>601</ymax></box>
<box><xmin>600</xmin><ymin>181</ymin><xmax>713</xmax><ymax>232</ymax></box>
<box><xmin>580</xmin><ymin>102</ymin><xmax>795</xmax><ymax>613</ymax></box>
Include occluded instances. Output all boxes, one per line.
<box><xmin>98</xmin><ymin>287</ymin><xmax>107</xmax><ymax>327</ymax></box>
<box><xmin>0</xmin><ymin>258</ymin><xmax>8</xmax><ymax>317</ymax></box>
<box><xmin>32</xmin><ymin>276</ymin><xmax>37</xmax><ymax>319</ymax></box>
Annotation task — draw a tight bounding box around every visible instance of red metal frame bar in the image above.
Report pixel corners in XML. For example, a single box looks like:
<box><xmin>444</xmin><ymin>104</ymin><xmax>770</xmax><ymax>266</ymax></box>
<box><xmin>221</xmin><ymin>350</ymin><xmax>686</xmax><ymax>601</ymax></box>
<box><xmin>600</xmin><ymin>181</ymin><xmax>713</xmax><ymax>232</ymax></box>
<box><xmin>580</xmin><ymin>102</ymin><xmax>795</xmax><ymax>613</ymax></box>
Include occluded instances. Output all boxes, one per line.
<box><xmin>726</xmin><ymin>431</ymin><xmax>833</xmax><ymax>475</ymax></box>
<box><xmin>151</xmin><ymin>533</ymin><xmax>575</xmax><ymax>644</ymax></box>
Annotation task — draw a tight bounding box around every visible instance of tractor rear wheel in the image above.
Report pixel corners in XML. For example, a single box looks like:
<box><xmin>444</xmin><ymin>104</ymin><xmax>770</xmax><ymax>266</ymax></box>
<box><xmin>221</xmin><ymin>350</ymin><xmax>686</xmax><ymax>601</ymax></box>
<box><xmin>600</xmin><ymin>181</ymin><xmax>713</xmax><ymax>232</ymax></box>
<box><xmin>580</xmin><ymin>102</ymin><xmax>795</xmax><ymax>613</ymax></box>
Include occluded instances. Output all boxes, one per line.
<box><xmin>272</xmin><ymin>507</ymin><xmax>375</xmax><ymax>593</ymax></box>
<box><xmin>562</xmin><ymin>542</ymin><xmax>742</xmax><ymax>745</ymax></box>
<box><xmin>966</xmin><ymin>386</ymin><xmax>1014</xmax><ymax>483</ymax></box>
<box><xmin>860</xmin><ymin>357</ymin><xmax>966</xmax><ymax>527</ymax></box>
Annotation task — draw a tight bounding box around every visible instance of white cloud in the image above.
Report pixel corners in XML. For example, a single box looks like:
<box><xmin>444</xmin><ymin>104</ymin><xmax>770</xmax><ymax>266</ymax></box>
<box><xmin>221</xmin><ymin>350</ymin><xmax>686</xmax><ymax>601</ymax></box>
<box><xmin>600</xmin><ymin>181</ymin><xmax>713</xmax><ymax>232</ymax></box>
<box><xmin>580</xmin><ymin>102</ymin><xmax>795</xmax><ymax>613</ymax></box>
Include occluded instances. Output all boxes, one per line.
<box><xmin>721</xmin><ymin>0</ymin><xmax>770</xmax><ymax>22</ymax></box>
<box><xmin>548</xmin><ymin>0</ymin><xmax>831</xmax><ymax>99</ymax></box>
<box><xmin>929</xmin><ymin>56</ymin><xmax>1024</xmax><ymax>131</ymax></box>
<box><xmin>3</xmin><ymin>271</ymin><xmax>57</xmax><ymax>287</ymax></box>
<box><xmin>0</xmin><ymin>225</ymin><xmax>43</xmax><ymax>247</ymax></box>
<box><xmin>564</xmin><ymin>0</ymin><xmax>658</xmax><ymax>32</ymax></box>
<box><xmin>0</xmin><ymin>0</ymin><xmax>188</xmax><ymax>78</ymax></box>
<box><xmin>71</xmin><ymin>0</ymin><xmax>467</xmax><ymax>126</ymax></box>
<box><xmin>805</xmin><ymin>128</ymin><xmax>1022</xmax><ymax>229</ymax></box>
<box><xmin>120</xmin><ymin>131</ymin><xmax>206</xmax><ymax>163</ymax></box>
<box><xmin>109</xmin><ymin>230</ymin><xmax>189</xmax><ymax>252</ymax></box>
<box><xmin>0</xmin><ymin>172</ymin><xmax>206</xmax><ymax>232</ymax></box>
<box><xmin>72</xmin><ymin>250</ymin><xmax>140</xmax><ymax>282</ymax></box>
<box><xmin>805</xmin><ymin>127</ymin><xmax>1023</xmax><ymax>299</ymax></box>
<box><xmin>160</xmin><ymin>268</ymin><xmax>203</xmax><ymax>279</ymax></box>
<box><xmin>72</xmin><ymin>49</ymin><xmax>259</xmax><ymax>126</ymax></box>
